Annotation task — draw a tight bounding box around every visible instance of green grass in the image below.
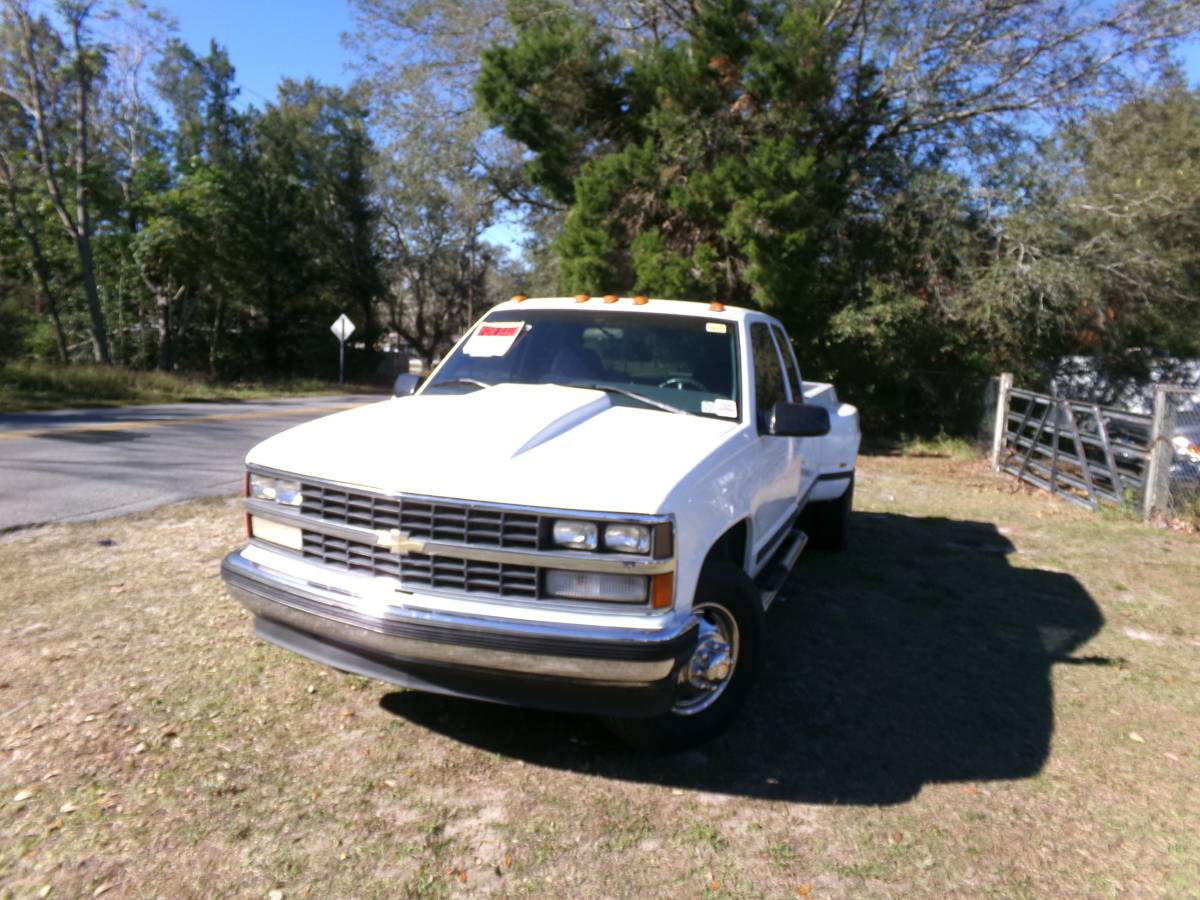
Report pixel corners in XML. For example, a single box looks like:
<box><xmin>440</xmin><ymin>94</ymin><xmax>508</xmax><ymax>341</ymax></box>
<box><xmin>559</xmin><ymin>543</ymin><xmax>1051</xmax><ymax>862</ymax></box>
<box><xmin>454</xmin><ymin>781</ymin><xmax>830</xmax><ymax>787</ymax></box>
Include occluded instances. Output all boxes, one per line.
<box><xmin>898</xmin><ymin>430</ymin><xmax>981</xmax><ymax>460</ymax></box>
<box><xmin>0</xmin><ymin>360</ymin><xmax>384</xmax><ymax>412</ymax></box>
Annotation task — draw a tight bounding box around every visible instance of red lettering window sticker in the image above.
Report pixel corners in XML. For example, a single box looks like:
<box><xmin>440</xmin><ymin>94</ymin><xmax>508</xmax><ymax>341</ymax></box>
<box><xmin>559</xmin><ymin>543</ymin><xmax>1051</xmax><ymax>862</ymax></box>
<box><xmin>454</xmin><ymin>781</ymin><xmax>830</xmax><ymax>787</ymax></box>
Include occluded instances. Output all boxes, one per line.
<box><xmin>463</xmin><ymin>321</ymin><xmax>525</xmax><ymax>357</ymax></box>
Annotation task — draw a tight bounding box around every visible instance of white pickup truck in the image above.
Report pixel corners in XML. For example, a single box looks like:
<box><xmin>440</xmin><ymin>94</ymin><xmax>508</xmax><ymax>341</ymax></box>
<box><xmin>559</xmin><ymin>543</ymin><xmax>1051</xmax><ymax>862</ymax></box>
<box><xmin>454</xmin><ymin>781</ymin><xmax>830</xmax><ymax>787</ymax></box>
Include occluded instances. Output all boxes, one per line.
<box><xmin>221</xmin><ymin>296</ymin><xmax>860</xmax><ymax>748</ymax></box>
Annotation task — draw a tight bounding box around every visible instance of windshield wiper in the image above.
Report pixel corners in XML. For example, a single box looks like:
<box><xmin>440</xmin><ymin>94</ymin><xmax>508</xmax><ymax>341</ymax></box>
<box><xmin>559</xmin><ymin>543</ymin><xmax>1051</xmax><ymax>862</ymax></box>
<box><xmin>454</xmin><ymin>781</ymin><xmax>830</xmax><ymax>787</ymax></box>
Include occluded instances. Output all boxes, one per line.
<box><xmin>426</xmin><ymin>377</ymin><xmax>492</xmax><ymax>391</ymax></box>
<box><xmin>567</xmin><ymin>382</ymin><xmax>689</xmax><ymax>415</ymax></box>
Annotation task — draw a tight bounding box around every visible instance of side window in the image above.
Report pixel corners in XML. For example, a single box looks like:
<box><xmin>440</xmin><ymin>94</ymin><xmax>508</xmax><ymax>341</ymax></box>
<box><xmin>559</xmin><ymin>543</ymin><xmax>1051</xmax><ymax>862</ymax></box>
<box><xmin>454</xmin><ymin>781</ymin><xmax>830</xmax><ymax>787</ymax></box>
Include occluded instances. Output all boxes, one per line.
<box><xmin>750</xmin><ymin>322</ymin><xmax>788</xmax><ymax>430</ymax></box>
<box><xmin>771</xmin><ymin>324</ymin><xmax>803</xmax><ymax>402</ymax></box>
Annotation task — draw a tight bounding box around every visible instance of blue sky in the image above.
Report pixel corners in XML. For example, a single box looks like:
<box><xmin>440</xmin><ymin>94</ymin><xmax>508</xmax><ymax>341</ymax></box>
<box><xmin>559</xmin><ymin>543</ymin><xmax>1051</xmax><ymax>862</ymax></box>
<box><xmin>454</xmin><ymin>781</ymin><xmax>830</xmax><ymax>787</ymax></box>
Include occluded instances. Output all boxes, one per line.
<box><xmin>167</xmin><ymin>1</ymin><xmax>1200</xmax><ymax>256</ymax></box>
<box><xmin>168</xmin><ymin>0</ymin><xmax>1200</xmax><ymax>106</ymax></box>
<box><xmin>170</xmin><ymin>0</ymin><xmax>357</xmax><ymax>106</ymax></box>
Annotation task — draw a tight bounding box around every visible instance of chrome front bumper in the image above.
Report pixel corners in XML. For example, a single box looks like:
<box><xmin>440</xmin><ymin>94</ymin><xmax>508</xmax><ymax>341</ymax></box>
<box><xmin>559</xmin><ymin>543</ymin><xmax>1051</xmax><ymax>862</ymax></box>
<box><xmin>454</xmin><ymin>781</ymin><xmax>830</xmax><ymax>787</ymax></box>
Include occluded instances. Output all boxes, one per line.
<box><xmin>221</xmin><ymin>550</ymin><xmax>696</xmax><ymax>687</ymax></box>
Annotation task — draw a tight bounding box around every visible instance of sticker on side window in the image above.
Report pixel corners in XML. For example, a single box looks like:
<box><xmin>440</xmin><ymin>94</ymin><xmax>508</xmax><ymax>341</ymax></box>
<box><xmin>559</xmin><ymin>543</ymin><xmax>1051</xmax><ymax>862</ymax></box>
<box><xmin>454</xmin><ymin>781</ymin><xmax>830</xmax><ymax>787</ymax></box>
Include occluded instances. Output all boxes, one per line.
<box><xmin>701</xmin><ymin>398</ymin><xmax>739</xmax><ymax>418</ymax></box>
<box><xmin>463</xmin><ymin>321</ymin><xmax>524</xmax><ymax>357</ymax></box>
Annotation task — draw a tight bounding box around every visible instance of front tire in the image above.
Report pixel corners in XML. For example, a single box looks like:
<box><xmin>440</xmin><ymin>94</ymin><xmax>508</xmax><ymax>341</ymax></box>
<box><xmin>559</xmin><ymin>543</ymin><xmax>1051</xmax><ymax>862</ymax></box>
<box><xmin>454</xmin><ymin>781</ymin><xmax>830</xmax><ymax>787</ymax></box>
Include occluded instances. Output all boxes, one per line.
<box><xmin>605</xmin><ymin>561</ymin><xmax>762</xmax><ymax>751</ymax></box>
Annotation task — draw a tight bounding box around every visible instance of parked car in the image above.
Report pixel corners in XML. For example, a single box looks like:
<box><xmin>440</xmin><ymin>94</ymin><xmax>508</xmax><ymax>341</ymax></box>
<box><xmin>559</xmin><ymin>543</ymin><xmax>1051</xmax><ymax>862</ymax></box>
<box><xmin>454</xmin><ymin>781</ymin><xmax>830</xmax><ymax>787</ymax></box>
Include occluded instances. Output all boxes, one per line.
<box><xmin>221</xmin><ymin>296</ymin><xmax>860</xmax><ymax>748</ymax></box>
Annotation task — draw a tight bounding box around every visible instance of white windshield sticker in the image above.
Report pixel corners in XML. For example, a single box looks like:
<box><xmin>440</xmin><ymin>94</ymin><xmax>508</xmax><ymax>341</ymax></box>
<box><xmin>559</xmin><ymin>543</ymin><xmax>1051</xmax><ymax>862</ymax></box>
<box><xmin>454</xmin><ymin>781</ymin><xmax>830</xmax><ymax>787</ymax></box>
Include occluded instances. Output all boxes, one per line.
<box><xmin>705</xmin><ymin>322</ymin><xmax>727</xmax><ymax>334</ymax></box>
<box><xmin>702</xmin><ymin>399</ymin><xmax>739</xmax><ymax>418</ymax></box>
<box><xmin>463</xmin><ymin>321</ymin><xmax>524</xmax><ymax>357</ymax></box>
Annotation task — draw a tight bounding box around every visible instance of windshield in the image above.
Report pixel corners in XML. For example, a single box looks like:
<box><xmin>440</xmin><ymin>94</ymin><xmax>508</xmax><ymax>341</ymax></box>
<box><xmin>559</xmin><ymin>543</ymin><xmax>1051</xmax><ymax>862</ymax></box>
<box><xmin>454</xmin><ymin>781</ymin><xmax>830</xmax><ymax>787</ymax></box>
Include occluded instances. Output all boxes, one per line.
<box><xmin>424</xmin><ymin>309</ymin><xmax>741</xmax><ymax>421</ymax></box>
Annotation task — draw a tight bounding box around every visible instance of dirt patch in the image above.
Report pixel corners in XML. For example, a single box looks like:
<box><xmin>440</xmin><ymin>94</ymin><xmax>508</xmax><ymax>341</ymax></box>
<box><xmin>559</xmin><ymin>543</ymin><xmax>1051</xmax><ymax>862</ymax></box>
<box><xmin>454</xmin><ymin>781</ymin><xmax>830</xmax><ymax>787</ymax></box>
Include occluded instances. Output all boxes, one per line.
<box><xmin>2</xmin><ymin>458</ymin><xmax>1198</xmax><ymax>898</ymax></box>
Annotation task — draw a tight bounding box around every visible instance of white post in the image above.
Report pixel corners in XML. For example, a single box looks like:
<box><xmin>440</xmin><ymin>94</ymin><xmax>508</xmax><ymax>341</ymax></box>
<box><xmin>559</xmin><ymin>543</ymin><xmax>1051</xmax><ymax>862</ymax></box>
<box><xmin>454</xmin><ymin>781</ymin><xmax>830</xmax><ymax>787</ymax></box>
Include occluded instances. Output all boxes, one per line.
<box><xmin>991</xmin><ymin>372</ymin><xmax>1014</xmax><ymax>472</ymax></box>
<box><xmin>1143</xmin><ymin>385</ymin><xmax>1178</xmax><ymax>523</ymax></box>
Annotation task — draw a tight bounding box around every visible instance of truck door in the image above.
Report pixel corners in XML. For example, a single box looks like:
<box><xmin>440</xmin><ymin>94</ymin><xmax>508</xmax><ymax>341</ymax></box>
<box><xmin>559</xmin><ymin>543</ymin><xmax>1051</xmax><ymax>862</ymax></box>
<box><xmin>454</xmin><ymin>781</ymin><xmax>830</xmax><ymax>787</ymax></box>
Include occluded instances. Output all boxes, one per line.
<box><xmin>748</xmin><ymin>321</ymin><xmax>803</xmax><ymax>567</ymax></box>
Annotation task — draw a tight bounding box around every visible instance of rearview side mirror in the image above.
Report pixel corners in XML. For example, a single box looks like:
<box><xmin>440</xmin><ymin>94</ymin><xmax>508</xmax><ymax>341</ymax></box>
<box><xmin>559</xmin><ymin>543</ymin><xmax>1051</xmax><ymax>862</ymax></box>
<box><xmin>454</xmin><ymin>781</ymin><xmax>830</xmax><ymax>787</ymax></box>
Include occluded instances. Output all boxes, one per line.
<box><xmin>393</xmin><ymin>373</ymin><xmax>422</xmax><ymax>397</ymax></box>
<box><xmin>767</xmin><ymin>402</ymin><xmax>830</xmax><ymax>437</ymax></box>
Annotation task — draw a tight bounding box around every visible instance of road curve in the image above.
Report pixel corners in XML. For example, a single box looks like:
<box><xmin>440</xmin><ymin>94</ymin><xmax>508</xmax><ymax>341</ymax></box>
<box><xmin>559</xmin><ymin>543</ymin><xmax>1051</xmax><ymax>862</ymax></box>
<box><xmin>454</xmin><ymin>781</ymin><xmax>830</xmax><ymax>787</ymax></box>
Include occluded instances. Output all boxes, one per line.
<box><xmin>0</xmin><ymin>394</ymin><xmax>382</xmax><ymax>532</ymax></box>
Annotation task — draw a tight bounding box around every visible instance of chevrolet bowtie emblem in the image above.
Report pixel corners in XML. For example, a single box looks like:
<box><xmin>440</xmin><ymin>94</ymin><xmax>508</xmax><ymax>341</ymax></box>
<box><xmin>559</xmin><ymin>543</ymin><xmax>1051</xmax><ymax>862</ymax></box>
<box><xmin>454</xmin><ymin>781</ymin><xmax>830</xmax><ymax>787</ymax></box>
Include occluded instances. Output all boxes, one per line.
<box><xmin>375</xmin><ymin>528</ymin><xmax>426</xmax><ymax>556</ymax></box>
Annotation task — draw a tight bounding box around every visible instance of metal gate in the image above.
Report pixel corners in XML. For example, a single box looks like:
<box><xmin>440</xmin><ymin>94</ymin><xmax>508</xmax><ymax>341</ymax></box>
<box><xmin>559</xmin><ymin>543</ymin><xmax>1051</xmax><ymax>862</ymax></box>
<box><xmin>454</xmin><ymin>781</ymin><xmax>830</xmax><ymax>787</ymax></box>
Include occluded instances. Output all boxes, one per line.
<box><xmin>996</xmin><ymin>387</ymin><xmax>1153</xmax><ymax>510</ymax></box>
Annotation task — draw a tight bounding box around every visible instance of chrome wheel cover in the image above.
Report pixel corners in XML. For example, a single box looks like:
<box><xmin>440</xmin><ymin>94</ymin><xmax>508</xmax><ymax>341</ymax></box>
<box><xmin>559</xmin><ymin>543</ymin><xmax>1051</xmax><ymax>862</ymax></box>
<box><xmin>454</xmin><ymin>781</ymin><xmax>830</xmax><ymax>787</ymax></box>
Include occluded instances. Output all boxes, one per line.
<box><xmin>672</xmin><ymin>602</ymin><xmax>740</xmax><ymax>716</ymax></box>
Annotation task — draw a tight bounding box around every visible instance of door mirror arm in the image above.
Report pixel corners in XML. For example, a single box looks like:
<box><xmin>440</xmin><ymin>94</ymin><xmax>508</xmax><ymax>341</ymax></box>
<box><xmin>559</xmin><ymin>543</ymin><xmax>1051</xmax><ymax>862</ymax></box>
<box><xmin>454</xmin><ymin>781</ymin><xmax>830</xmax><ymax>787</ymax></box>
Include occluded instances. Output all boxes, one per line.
<box><xmin>392</xmin><ymin>373</ymin><xmax>423</xmax><ymax>397</ymax></box>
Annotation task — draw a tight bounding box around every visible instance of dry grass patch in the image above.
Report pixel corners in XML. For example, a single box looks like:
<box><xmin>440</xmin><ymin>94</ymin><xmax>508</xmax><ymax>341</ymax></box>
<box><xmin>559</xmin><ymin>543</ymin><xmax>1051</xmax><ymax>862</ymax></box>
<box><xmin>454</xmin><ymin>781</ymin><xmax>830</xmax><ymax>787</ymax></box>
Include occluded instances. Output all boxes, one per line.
<box><xmin>2</xmin><ymin>457</ymin><xmax>1199</xmax><ymax>898</ymax></box>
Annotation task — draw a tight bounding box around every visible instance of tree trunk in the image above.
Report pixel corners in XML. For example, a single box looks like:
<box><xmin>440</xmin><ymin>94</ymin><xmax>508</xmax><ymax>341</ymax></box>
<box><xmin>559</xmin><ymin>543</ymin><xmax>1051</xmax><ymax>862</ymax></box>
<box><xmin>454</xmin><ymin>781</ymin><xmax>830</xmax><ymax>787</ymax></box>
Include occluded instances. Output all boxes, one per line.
<box><xmin>9</xmin><ymin>2</ymin><xmax>111</xmax><ymax>363</ymax></box>
<box><xmin>72</xmin><ymin>15</ymin><xmax>109</xmax><ymax>365</ymax></box>
<box><xmin>156</xmin><ymin>288</ymin><xmax>173</xmax><ymax>372</ymax></box>
<box><xmin>208</xmin><ymin>296</ymin><xmax>224</xmax><ymax>377</ymax></box>
<box><xmin>76</xmin><ymin>233</ymin><xmax>110</xmax><ymax>363</ymax></box>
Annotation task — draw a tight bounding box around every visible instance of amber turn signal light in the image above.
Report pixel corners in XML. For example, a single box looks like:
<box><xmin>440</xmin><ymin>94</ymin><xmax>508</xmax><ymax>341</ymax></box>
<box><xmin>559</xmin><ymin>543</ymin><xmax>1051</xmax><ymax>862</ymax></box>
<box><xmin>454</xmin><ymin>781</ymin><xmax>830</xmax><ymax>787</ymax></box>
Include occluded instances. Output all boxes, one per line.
<box><xmin>650</xmin><ymin>572</ymin><xmax>674</xmax><ymax>609</ymax></box>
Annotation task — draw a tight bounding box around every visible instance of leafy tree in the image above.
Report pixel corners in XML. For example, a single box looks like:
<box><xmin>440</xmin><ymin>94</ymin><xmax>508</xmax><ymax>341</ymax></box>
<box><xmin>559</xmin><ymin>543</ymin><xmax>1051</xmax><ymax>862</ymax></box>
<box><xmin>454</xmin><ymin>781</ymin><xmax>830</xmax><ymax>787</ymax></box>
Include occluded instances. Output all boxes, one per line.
<box><xmin>473</xmin><ymin>0</ymin><xmax>1200</xmax><ymax>428</ymax></box>
<box><xmin>0</xmin><ymin>0</ymin><xmax>111</xmax><ymax>362</ymax></box>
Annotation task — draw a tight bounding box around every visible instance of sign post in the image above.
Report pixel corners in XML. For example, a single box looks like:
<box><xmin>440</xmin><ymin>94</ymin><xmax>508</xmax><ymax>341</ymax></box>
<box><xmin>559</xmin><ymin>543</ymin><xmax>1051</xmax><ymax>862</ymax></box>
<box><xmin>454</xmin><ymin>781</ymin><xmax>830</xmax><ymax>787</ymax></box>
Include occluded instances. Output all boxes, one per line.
<box><xmin>330</xmin><ymin>313</ymin><xmax>356</xmax><ymax>384</ymax></box>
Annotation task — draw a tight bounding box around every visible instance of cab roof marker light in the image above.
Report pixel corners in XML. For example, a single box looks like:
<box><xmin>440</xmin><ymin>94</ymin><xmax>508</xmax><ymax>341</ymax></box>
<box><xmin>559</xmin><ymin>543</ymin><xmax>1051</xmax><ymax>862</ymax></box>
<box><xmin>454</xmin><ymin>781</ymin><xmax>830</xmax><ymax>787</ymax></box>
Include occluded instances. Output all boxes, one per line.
<box><xmin>633</xmin><ymin>295</ymin><xmax>649</xmax><ymax>305</ymax></box>
<box><xmin>709</xmin><ymin>301</ymin><xmax>725</xmax><ymax>312</ymax></box>
<box><xmin>510</xmin><ymin>293</ymin><xmax>528</xmax><ymax>303</ymax></box>
<box><xmin>602</xmin><ymin>294</ymin><xmax>619</xmax><ymax>304</ymax></box>
<box><xmin>575</xmin><ymin>293</ymin><xmax>590</xmax><ymax>303</ymax></box>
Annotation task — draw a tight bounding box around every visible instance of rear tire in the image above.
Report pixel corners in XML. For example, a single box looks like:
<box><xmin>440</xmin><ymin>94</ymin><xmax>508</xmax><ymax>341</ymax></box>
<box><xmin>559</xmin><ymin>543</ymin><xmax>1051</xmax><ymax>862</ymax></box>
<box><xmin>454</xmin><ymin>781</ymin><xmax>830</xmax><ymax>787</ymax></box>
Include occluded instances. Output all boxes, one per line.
<box><xmin>801</xmin><ymin>475</ymin><xmax>853</xmax><ymax>552</ymax></box>
<box><xmin>604</xmin><ymin>561</ymin><xmax>762</xmax><ymax>752</ymax></box>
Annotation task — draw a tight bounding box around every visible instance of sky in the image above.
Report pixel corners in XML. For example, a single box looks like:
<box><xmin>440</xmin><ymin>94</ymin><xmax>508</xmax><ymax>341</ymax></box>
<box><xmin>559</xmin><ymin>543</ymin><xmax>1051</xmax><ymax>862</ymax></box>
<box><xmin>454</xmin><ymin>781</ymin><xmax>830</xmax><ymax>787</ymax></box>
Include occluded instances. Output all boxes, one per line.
<box><xmin>168</xmin><ymin>0</ymin><xmax>1200</xmax><ymax>256</ymax></box>
<box><xmin>170</xmin><ymin>0</ymin><xmax>358</xmax><ymax>107</ymax></box>
<box><xmin>167</xmin><ymin>0</ymin><xmax>1200</xmax><ymax>108</ymax></box>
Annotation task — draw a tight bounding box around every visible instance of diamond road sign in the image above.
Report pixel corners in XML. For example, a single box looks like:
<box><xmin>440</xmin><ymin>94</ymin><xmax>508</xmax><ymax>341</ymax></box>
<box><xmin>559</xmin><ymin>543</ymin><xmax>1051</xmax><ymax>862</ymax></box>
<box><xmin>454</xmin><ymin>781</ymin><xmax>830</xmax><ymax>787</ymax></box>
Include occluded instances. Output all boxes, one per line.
<box><xmin>330</xmin><ymin>313</ymin><xmax>356</xmax><ymax>342</ymax></box>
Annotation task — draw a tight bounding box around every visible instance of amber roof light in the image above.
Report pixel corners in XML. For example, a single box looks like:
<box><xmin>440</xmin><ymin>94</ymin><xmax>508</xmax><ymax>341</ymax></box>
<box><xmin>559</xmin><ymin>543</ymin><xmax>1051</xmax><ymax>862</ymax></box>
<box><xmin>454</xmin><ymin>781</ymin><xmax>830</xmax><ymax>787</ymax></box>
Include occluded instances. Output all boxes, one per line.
<box><xmin>602</xmin><ymin>294</ymin><xmax>619</xmax><ymax>304</ymax></box>
<box><xmin>632</xmin><ymin>295</ymin><xmax>649</xmax><ymax>305</ymax></box>
<box><xmin>510</xmin><ymin>293</ymin><xmax>528</xmax><ymax>303</ymax></box>
<box><xmin>574</xmin><ymin>293</ymin><xmax>590</xmax><ymax>303</ymax></box>
<box><xmin>709</xmin><ymin>301</ymin><xmax>725</xmax><ymax>312</ymax></box>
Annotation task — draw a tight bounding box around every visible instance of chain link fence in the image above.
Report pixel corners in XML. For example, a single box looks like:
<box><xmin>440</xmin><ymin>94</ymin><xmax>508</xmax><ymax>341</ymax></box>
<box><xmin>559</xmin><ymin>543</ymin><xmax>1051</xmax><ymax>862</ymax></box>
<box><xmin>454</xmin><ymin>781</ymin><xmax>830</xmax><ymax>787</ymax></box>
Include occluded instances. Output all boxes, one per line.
<box><xmin>1152</xmin><ymin>387</ymin><xmax>1200</xmax><ymax>528</ymax></box>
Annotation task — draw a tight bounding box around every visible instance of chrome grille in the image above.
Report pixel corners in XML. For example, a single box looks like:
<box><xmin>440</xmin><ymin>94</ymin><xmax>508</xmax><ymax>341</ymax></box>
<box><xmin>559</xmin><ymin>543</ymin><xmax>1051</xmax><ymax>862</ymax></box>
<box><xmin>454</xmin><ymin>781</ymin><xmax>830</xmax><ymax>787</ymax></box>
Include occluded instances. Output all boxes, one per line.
<box><xmin>297</xmin><ymin>482</ymin><xmax>542</xmax><ymax>599</ymax></box>
<box><xmin>299</xmin><ymin>483</ymin><xmax>540</xmax><ymax>548</ymax></box>
<box><xmin>300</xmin><ymin>533</ymin><xmax>539</xmax><ymax>599</ymax></box>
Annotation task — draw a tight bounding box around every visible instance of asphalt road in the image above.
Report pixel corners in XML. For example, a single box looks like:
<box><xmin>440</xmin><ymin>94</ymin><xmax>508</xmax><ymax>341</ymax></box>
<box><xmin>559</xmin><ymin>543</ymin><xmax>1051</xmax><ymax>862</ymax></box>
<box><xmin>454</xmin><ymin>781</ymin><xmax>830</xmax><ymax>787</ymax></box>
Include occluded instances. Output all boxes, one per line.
<box><xmin>0</xmin><ymin>394</ymin><xmax>382</xmax><ymax>532</ymax></box>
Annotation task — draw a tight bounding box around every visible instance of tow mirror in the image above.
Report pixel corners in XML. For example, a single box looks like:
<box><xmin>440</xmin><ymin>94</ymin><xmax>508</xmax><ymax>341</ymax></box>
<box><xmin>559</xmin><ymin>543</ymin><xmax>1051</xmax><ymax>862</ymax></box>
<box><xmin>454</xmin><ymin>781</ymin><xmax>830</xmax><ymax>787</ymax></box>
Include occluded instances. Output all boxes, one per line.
<box><xmin>392</xmin><ymin>373</ymin><xmax>422</xmax><ymax>397</ymax></box>
<box><xmin>766</xmin><ymin>402</ymin><xmax>830</xmax><ymax>437</ymax></box>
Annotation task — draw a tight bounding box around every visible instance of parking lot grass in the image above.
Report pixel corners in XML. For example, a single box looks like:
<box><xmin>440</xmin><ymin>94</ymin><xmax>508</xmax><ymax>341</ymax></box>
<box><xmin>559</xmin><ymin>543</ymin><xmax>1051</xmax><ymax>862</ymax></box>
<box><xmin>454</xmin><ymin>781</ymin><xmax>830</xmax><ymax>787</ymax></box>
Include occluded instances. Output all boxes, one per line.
<box><xmin>2</xmin><ymin>455</ymin><xmax>1198</xmax><ymax>898</ymax></box>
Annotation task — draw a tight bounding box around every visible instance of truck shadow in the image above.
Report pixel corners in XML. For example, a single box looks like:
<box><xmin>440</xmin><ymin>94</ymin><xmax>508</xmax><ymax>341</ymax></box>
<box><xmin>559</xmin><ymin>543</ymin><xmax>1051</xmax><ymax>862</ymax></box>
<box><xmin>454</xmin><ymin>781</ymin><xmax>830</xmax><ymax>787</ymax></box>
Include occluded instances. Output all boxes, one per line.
<box><xmin>379</xmin><ymin>511</ymin><xmax>1106</xmax><ymax>805</ymax></box>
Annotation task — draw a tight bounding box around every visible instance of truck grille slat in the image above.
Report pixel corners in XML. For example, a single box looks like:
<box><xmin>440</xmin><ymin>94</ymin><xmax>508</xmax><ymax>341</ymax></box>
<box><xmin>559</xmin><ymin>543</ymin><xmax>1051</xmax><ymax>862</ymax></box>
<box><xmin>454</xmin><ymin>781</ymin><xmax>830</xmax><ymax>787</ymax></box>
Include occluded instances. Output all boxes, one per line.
<box><xmin>298</xmin><ymin>483</ymin><xmax>543</xmax><ymax>599</ymax></box>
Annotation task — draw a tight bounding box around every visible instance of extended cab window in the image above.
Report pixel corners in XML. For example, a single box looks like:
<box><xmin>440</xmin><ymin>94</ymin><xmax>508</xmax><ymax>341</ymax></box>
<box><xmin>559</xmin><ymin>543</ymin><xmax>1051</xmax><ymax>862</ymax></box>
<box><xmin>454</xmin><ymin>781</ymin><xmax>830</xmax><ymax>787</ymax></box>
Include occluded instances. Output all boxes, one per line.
<box><xmin>750</xmin><ymin>322</ymin><xmax>787</xmax><ymax>429</ymax></box>
<box><xmin>771</xmin><ymin>324</ymin><xmax>803</xmax><ymax>401</ymax></box>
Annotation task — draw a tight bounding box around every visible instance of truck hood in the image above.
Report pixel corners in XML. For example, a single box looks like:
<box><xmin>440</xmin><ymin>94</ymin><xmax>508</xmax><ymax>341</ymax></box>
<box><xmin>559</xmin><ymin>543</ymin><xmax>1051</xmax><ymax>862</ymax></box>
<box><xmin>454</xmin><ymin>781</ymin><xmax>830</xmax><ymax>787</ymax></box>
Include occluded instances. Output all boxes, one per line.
<box><xmin>246</xmin><ymin>383</ymin><xmax>741</xmax><ymax>514</ymax></box>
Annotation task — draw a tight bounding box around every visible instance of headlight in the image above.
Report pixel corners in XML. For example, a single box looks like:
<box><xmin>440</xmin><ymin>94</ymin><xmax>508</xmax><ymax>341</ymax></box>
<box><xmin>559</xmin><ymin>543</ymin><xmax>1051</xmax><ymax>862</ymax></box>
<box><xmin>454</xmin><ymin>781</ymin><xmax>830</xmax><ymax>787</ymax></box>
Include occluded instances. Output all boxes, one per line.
<box><xmin>604</xmin><ymin>523</ymin><xmax>651</xmax><ymax>554</ymax></box>
<box><xmin>552</xmin><ymin>520</ymin><xmax>598</xmax><ymax>551</ymax></box>
<box><xmin>545</xmin><ymin>570</ymin><xmax>647</xmax><ymax>603</ymax></box>
<box><xmin>248</xmin><ymin>474</ymin><xmax>303</xmax><ymax>506</ymax></box>
<box><xmin>249</xmin><ymin>474</ymin><xmax>277</xmax><ymax>501</ymax></box>
<box><xmin>1173</xmin><ymin>435</ymin><xmax>1200</xmax><ymax>462</ymax></box>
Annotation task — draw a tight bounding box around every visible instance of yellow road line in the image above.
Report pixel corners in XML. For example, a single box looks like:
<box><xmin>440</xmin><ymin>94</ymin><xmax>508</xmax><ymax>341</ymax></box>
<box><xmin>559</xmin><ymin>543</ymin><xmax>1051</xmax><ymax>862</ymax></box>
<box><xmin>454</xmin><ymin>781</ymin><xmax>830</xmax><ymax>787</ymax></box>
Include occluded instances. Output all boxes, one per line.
<box><xmin>0</xmin><ymin>403</ymin><xmax>365</xmax><ymax>442</ymax></box>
